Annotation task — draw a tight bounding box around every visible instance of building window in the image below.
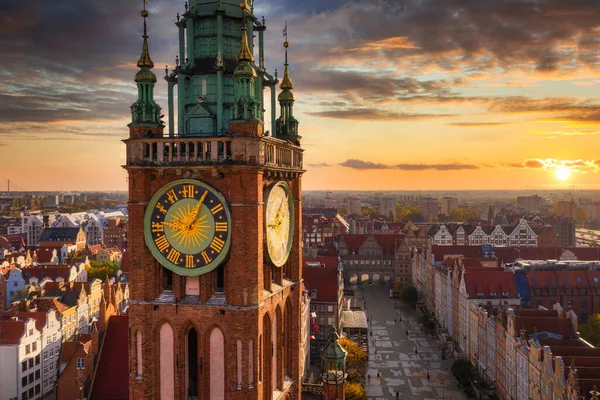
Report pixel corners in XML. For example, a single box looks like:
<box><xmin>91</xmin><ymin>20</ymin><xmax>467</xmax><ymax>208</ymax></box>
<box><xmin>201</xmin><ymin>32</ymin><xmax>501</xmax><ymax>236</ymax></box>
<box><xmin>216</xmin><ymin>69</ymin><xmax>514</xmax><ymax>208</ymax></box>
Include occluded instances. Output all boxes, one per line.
<box><xmin>35</xmin><ymin>370</ymin><xmax>40</xmax><ymax>380</ymax></box>
<box><xmin>327</xmin><ymin>305</ymin><xmax>334</xmax><ymax>313</ymax></box>
<box><xmin>77</xmin><ymin>358</ymin><xmax>85</xmax><ymax>369</ymax></box>
<box><xmin>579</xmin><ymin>288</ymin><xmax>587</xmax><ymax>295</ymax></box>
<box><xmin>25</xmin><ymin>344</ymin><xmax>31</xmax><ymax>354</ymax></box>
<box><xmin>43</xmin><ymin>367</ymin><xmax>48</xmax><ymax>376</ymax></box>
<box><xmin>32</xmin><ymin>342</ymin><xmax>37</xmax><ymax>352</ymax></box>
<box><xmin>22</xmin><ymin>361</ymin><xmax>27</xmax><ymax>372</ymax></box>
<box><xmin>28</xmin><ymin>359</ymin><xmax>33</xmax><ymax>369</ymax></box>
<box><xmin>22</xmin><ymin>376</ymin><xmax>27</xmax><ymax>387</ymax></box>
<box><xmin>35</xmin><ymin>355</ymin><xmax>40</xmax><ymax>365</ymax></box>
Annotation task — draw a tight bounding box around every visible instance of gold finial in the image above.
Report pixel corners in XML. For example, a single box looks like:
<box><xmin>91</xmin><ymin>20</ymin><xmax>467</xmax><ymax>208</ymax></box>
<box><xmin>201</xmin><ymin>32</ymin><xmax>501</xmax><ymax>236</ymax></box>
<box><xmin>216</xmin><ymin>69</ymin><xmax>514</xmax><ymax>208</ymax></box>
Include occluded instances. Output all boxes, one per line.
<box><xmin>237</xmin><ymin>20</ymin><xmax>254</xmax><ymax>63</ymax></box>
<box><xmin>280</xmin><ymin>40</ymin><xmax>293</xmax><ymax>90</ymax></box>
<box><xmin>137</xmin><ymin>4</ymin><xmax>154</xmax><ymax>69</ymax></box>
<box><xmin>240</xmin><ymin>1</ymin><xmax>247</xmax><ymax>10</ymax></box>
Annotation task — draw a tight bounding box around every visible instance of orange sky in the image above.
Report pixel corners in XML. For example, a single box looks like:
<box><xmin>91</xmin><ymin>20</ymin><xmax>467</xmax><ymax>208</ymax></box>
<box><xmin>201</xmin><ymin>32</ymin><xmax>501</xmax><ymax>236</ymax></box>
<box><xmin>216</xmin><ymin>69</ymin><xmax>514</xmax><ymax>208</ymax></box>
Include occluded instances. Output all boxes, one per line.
<box><xmin>1</xmin><ymin>0</ymin><xmax>600</xmax><ymax>191</ymax></box>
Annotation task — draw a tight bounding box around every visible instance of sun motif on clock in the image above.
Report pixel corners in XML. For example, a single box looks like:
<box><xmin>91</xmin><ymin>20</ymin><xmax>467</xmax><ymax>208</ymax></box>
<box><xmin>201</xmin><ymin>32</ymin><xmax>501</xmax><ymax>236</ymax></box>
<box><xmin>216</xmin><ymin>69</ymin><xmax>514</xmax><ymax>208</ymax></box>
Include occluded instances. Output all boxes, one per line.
<box><xmin>265</xmin><ymin>182</ymin><xmax>294</xmax><ymax>267</ymax></box>
<box><xmin>144</xmin><ymin>179</ymin><xmax>231</xmax><ymax>276</ymax></box>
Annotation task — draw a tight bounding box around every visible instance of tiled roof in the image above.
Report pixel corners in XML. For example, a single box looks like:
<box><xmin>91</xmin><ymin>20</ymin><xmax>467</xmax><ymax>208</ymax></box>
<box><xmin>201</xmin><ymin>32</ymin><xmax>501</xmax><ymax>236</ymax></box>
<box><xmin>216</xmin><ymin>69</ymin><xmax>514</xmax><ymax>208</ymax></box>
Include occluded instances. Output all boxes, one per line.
<box><xmin>39</xmin><ymin>227</ymin><xmax>81</xmax><ymax>243</ymax></box>
<box><xmin>341</xmin><ymin>234</ymin><xmax>404</xmax><ymax>255</ymax></box>
<box><xmin>0</xmin><ymin>320</ymin><xmax>26</xmax><ymax>344</ymax></box>
<box><xmin>0</xmin><ymin>311</ymin><xmax>50</xmax><ymax>331</ymax></box>
<box><xmin>464</xmin><ymin>271</ymin><xmax>517</xmax><ymax>298</ymax></box>
<box><xmin>303</xmin><ymin>266</ymin><xmax>338</xmax><ymax>303</ymax></box>
<box><xmin>517</xmin><ymin>316</ymin><xmax>575</xmax><ymax>338</ymax></box>
<box><xmin>554</xmin><ymin>270</ymin><xmax>589</xmax><ymax>290</ymax></box>
<box><xmin>528</xmin><ymin>271</ymin><xmax>557</xmax><ymax>289</ymax></box>
<box><xmin>21</xmin><ymin>266</ymin><xmax>71</xmax><ymax>281</ymax></box>
<box><xmin>35</xmin><ymin>297</ymin><xmax>71</xmax><ymax>314</ymax></box>
<box><xmin>304</xmin><ymin>256</ymin><xmax>338</xmax><ymax>269</ymax></box>
<box><xmin>89</xmin><ymin>315</ymin><xmax>129</xmax><ymax>400</ymax></box>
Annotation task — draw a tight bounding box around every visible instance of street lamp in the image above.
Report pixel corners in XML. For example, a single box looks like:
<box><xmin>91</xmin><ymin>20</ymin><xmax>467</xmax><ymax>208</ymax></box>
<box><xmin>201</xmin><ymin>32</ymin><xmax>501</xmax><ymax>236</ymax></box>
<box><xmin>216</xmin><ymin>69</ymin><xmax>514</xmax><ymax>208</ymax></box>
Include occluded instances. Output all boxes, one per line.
<box><xmin>440</xmin><ymin>377</ymin><xmax>445</xmax><ymax>400</ymax></box>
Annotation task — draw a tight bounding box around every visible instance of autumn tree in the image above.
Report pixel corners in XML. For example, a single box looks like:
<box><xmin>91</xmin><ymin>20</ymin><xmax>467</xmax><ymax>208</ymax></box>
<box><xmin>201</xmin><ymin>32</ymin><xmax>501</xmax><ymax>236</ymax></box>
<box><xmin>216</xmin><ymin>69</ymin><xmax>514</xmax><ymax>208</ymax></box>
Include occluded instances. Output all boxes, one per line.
<box><xmin>338</xmin><ymin>338</ymin><xmax>367</xmax><ymax>383</ymax></box>
<box><xmin>579</xmin><ymin>314</ymin><xmax>600</xmax><ymax>346</ymax></box>
<box><xmin>345</xmin><ymin>381</ymin><xmax>367</xmax><ymax>400</ymax></box>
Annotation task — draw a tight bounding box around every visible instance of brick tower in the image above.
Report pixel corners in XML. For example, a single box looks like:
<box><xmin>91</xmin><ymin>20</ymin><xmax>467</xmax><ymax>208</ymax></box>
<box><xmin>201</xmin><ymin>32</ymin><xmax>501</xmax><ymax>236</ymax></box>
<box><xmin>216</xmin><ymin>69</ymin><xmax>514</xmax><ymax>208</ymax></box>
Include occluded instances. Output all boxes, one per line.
<box><xmin>125</xmin><ymin>1</ymin><xmax>304</xmax><ymax>399</ymax></box>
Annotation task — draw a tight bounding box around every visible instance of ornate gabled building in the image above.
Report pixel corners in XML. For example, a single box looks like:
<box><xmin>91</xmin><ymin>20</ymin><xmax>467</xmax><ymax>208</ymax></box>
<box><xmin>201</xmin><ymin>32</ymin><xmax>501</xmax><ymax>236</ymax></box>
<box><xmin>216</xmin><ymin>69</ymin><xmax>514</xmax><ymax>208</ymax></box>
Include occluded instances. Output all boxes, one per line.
<box><xmin>125</xmin><ymin>1</ymin><xmax>304</xmax><ymax>399</ymax></box>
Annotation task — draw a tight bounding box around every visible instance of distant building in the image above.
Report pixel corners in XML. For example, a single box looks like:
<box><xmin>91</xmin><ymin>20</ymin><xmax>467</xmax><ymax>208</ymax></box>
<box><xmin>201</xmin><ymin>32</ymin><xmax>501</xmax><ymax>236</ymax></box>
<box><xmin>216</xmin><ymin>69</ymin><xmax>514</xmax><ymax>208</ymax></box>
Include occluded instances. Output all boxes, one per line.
<box><xmin>303</xmin><ymin>257</ymin><xmax>344</xmax><ymax>362</ymax></box>
<box><xmin>545</xmin><ymin>215</ymin><xmax>576</xmax><ymax>247</ymax></box>
<box><xmin>380</xmin><ymin>197</ymin><xmax>396</xmax><ymax>220</ymax></box>
<box><xmin>0</xmin><ymin>318</ymin><xmax>42</xmax><ymax>400</ymax></box>
<box><xmin>324</xmin><ymin>197</ymin><xmax>338</xmax><ymax>210</ymax></box>
<box><xmin>440</xmin><ymin>197</ymin><xmax>458</xmax><ymax>216</ymax></box>
<box><xmin>420</xmin><ymin>197</ymin><xmax>439</xmax><ymax>221</ymax></box>
<box><xmin>347</xmin><ymin>198</ymin><xmax>361</xmax><ymax>216</ymax></box>
<box><xmin>517</xmin><ymin>195</ymin><xmax>544</xmax><ymax>212</ymax></box>
<box><xmin>46</xmin><ymin>195</ymin><xmax>60</xmax><ymax>207</ymax></box>
<box><xmin>0</xmin><ymin>310</ymin><xmax>62</xmax><ymax>398</ymax></box>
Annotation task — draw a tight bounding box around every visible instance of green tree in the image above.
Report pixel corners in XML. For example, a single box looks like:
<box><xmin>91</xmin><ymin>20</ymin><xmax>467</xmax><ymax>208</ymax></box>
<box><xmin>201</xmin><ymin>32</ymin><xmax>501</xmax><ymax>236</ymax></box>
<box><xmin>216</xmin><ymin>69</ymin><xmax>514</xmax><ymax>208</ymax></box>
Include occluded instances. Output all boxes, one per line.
<box><xmin>86</xmin><ymin>260</ymin><xmax>120</xmax><ymax>281</ymax></box>
<box><xmin>338</xmin><ymin>338</ymin><xmax>367</xmax><ymax>383</ymax></box>
<box><xmin>579</xmin><ymin>314</ymin><xmax>600</xmax><ymax>346</ymax></box>
<box><xmin>400</xmin><ymin>285</ymin><xmax>418</xmax><ymax>309</ymax></box>
<box><xmin>345</xmin><ymin>381</ymin><xmax>367</xmax><ymax>400</ymax></box>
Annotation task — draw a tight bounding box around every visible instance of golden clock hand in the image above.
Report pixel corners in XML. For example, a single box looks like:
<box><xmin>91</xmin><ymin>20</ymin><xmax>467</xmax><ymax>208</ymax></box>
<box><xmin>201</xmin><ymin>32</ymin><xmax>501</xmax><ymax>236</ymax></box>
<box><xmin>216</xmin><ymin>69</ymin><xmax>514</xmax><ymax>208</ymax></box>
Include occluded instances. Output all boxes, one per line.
<box><xmin>190</xmin><ymin>190</ymin><xmax>209</xmax><ymax>222</ymax></box>
<box><xmin>163</xmin><ymin>220</ymin><xmax>184</xmax><ymax>230</ymax></box>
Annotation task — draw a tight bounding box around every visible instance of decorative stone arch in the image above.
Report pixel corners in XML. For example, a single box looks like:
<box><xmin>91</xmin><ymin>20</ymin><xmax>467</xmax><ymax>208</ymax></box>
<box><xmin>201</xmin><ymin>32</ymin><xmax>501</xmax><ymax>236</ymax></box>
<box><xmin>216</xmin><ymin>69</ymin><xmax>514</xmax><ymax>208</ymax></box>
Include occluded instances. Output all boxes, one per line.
<box><xmin>274</xmin><ymin>305</ymin><xmax>284</xmax><ymax>390</ymax></box>
<box><xmin>180</xmin><ymin>321</ymin><xmax>201</xmax><ymax>398</ymax></box>
<box><xmin>155</xmin><ymin>320</ymin><xmax>175</xmax><ymax>400</ymax></box>
<box><xmin>284</xmin><ymin>297</ymin><xmax>294</xmax><ymax>379</ymax></box>
<box><xmin>205</xmin><ymin>325</ymin><xmax>225</xmax><ymax>400</ymax></box>
<box><xmin>262</xmin><ymin>312</ymin><xmax>273</xmax><ymax>400</ymax></box>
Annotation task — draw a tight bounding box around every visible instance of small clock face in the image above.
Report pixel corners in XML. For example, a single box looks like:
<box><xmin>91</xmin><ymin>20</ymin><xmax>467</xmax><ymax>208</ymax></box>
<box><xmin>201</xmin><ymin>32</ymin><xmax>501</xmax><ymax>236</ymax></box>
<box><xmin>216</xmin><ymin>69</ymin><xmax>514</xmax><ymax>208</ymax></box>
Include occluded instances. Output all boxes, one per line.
<box><xmin>265</xmin><ymin>182</ymin><xmax>294</xmax><ymax>267</ymax></box>
<box><xmin>144</xmin><ymin>179</ymin><xmax>231</xmax><ymax>276</ymax></box>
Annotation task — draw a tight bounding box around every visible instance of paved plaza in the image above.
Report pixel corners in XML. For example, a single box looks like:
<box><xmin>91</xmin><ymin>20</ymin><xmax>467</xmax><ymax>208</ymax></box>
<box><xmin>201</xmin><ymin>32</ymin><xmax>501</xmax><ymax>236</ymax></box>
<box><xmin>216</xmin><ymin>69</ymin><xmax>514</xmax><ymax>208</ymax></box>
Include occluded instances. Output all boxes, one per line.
<box><xmin>357</xmin><ymin>285</ymin><xmax>466</xmax><ymax>400</ymax></box>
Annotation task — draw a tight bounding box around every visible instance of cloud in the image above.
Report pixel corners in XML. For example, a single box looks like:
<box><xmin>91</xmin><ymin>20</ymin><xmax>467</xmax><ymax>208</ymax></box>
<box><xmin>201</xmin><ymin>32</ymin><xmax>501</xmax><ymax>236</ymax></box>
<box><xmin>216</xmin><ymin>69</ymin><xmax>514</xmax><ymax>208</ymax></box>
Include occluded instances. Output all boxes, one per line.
<box><xmin>339</xmin><ymin>159</ymin><xmax>478</xmax><ymax>171</ymax></box>
<box><xmin>307</xmin><ymin>108</ymin><xmax>457</xmax><ymax>121</ymax></box>
<box><xmin>447</xmin><ymin>122</ymin><xmax>509</xmax><ymax>127</ymax></box>
<box><xmin>508</xmin><ymin>158</ymin><xmax>600</xmax><ymax>172</ymax></box>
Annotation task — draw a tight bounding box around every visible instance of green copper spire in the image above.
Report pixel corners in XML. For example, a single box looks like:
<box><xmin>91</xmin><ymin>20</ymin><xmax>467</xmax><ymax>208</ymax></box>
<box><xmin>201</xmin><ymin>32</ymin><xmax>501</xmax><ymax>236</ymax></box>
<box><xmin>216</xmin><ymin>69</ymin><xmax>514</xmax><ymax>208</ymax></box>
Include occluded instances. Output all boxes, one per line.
<box><xmin>276</xmin><ymin>38</ymin><xmax>299</xmax><ymax>142</ymax></box>
<box><xmin>232</xmin><ymin>5</ymin><xmax>260</xmax><ymax>120</ymax></box>
<box><xmin>130</xmin><ymin>5</ymin><xmax>162</xmax><ymax>127</ymax></box>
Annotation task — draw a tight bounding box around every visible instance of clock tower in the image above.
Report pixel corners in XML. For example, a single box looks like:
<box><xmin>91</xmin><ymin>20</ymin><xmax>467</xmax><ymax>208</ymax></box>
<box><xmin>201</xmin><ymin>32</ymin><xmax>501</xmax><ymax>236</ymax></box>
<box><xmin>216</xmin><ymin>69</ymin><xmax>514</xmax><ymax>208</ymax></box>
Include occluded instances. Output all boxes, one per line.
<box><xmin>125</xmin><ymin>1</ymin><xmax>304</xmax><ymax>399</ymax></box>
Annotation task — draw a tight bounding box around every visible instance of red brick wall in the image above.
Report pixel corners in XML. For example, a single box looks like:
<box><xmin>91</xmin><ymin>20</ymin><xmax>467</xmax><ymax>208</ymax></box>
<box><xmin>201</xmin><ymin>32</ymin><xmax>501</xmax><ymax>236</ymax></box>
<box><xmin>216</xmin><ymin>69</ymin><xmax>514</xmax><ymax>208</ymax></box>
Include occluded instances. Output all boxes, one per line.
<box><xmin>126</xmin><ymin>136</ymin><xmax>303</xmax><ymax>399</ymax></box>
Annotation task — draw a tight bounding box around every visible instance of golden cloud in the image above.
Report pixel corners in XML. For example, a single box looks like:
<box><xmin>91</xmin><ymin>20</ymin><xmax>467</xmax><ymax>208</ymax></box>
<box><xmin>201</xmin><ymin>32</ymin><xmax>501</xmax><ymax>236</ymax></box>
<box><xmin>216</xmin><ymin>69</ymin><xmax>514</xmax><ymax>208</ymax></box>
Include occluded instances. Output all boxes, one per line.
<box><xmin>508</xmin><ymin>158</ymin><xmax>600</xmax><ymax>173</ymax></box>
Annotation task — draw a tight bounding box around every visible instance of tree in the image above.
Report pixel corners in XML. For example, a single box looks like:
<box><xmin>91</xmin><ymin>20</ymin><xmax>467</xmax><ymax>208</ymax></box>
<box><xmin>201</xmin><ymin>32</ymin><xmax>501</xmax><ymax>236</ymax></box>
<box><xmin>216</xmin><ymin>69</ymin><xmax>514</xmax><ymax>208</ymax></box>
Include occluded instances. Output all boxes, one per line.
<box><xmin>86</xmin><ymin>260</ymin><xmax>120</xmax><ymax>281</ymax></box>
<box><xmin>345</xmin><ymin>381</ymin><xmax>367</xmax><ymax>400</ymax></box>
<box><xmin>451</xmin><ymin>359</ymin><xmax>473</xmax><ymax>388</ymax></box>
<box><xmin>579</xmin><ymin>314</ymin><xmax>600</xmax><ymax>346</ymax></box>
<box><xmin>400</xmin><ymin>285</ymin><xmax>418</xmax><ymax>309</ymax></box>
<box><xmin>338</xmin><ymin>338</ymin><xmax>367</xmax><ymax>383</ymax></box>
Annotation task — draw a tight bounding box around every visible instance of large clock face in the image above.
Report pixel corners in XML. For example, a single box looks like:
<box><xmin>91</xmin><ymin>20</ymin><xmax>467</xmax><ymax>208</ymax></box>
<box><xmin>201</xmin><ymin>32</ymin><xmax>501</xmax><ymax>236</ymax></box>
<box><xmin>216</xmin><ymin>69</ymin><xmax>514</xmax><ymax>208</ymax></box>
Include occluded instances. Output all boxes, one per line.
<box><xmin>144</xmin><ymin>179</ymin><xmax>231</xmax><ymax>276</ymax></box>
<box><xmin>265</xmin><ymin>182</ymin><xmax>294</xmax><ymax>267</ymax></box>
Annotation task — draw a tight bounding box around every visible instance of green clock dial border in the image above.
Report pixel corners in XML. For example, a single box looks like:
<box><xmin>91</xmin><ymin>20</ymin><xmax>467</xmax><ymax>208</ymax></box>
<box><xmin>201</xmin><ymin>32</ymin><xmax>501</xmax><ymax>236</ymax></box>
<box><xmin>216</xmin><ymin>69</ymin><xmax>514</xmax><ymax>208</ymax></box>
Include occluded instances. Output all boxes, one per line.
<box><xmin>144</xmin><ymin>179</ymin><xmax>232</xmax><ymax>276</ymax></box>
<box><xmin>265</xmin><ymin>181</ymin><xmax>295</xmax><ymax>267</ymax></box>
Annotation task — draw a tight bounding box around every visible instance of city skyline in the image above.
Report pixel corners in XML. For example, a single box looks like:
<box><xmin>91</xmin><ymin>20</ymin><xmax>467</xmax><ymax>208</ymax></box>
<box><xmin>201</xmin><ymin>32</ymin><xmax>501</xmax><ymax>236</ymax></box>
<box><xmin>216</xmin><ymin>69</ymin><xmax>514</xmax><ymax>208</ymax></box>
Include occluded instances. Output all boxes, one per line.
<box><xmin>2</xmin><ymin>0</ymin><xmax>600</xmax><ymax>191</ymax></box>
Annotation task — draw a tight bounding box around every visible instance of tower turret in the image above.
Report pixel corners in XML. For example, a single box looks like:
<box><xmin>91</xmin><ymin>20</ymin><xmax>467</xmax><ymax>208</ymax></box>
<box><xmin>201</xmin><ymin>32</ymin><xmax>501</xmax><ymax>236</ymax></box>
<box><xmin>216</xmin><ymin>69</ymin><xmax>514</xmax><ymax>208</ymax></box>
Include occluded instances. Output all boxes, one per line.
<box><xmin>276</xmin><ymin>38</ymin><xmax>300</xmax><ymax>144</ymax></box>
<box><xmin>232</xmin><ymin>6</ymin><xmax>260</xmax><ymax>121</ymax></box>
<box><xmin>130</xmin><ymin>6</ymin><xmax>163</xmax><ymax>132</ymax></box>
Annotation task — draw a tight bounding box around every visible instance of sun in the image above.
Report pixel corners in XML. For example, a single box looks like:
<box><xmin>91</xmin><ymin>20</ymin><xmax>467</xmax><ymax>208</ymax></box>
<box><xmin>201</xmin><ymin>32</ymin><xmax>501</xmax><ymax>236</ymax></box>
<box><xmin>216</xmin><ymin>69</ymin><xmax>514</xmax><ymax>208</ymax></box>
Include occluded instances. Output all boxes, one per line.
<box><xmin>555</xmin><ymin>166</ymin><xmax>571</xmax><ymax>181</ymax></box>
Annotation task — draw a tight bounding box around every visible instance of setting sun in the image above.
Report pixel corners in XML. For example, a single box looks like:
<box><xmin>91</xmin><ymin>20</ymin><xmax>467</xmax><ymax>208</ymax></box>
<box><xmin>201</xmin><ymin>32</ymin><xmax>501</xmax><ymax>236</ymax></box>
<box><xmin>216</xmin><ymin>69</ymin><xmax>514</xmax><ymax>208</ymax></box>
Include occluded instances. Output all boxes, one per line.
<box><xmin>555</xmin><ymin>166</ymin><xmax>572</xmax><ymax>181</ymax></box>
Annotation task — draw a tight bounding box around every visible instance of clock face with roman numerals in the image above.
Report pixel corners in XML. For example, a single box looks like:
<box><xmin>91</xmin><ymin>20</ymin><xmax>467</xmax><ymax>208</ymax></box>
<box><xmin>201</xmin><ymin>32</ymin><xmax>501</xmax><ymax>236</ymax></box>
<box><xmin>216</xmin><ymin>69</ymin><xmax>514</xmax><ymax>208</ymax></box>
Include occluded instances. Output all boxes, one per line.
<box><xmin>144</xmin><ymin>179</ymin><xmax>231</xmax><ymax>276</ymax></box>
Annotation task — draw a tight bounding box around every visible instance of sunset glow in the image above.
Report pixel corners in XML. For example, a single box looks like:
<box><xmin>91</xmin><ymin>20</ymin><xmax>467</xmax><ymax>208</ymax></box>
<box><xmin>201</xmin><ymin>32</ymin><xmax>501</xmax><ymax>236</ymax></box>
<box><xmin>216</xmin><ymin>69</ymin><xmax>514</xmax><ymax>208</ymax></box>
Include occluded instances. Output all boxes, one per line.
<box><xmin>554</xmin><ymin>166</ymin><xmax>572</xmax><ymax>181</ymax></box>
<box><xmin>1</xmin><ymin>1</ymin><xmax>600</xmax><ymax>190</ymax></box>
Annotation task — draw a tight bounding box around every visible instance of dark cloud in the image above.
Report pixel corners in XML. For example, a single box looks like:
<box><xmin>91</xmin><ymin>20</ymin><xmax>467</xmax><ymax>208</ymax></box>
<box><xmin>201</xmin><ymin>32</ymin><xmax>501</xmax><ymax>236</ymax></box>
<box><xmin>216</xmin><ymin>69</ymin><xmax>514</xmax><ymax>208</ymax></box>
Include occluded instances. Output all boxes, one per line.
<box><xmin>339</xmin><ymin>159</ymin><xmax>478</xmax><ymax>170</ymax></box>
<box><xmin>308</xmin><ymin>108</ymin><xmax>457</xmax><ymax>121</ymax></box>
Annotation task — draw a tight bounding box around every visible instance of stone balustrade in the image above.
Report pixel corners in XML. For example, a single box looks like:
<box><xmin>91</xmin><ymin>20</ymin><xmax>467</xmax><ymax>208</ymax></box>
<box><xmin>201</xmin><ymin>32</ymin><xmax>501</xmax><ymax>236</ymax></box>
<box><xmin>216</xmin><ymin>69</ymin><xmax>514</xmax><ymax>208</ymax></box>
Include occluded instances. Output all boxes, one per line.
<box><xmin>125</xmin><ymin>136</ymin><xmax>303</xmax><ymax>170</ymax></box>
